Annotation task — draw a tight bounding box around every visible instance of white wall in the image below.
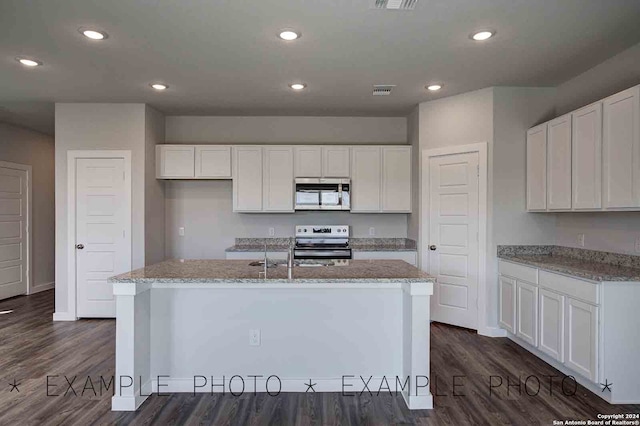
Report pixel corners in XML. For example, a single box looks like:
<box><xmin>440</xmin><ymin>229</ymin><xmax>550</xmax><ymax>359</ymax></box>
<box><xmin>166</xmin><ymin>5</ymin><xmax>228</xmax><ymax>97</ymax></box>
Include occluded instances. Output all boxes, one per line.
<box><xmin>0</xmin><ymin>123</ymin><xmax>55</xmax><ymax>292</ymax></box>
<box><xmin>165</xmin><ymin>116</ymin><xmax>407</xmax><ymax>144</ymax></box>
<box><xmin>144</xmin><ymin>106</ymin><xmax>166</xmax><ymax>265</ymax></box>
<box><xmin>54</xmin><ymin>103</ymin><xmax>163</xmax><ymax>316</ymax></box>
<box><xmin>165</xmin><ymin>180</ymin><xmax>408</xmax><ymax>259</ymax></box>
<box><xmin>552</xmin><ymin>40</ymin><xmax>640</xmax><ymax>254</ymax></box>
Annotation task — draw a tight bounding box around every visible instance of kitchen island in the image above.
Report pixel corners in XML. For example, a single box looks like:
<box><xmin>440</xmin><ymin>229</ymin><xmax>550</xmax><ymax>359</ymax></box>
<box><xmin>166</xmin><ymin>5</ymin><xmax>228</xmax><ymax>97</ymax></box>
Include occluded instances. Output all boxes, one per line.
<box><xmin>109</xmin><ymin>259</ymin><xmax>435</xmax><ymax>411</ymax></box>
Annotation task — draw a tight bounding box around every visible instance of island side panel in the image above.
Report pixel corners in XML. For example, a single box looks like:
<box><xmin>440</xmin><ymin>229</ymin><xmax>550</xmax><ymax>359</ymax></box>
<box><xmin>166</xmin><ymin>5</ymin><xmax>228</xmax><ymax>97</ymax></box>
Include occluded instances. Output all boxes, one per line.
<box><xmin>149</xmin><ymin>286</ymin><xmax>404</xmax><ymax>393</ymax></box>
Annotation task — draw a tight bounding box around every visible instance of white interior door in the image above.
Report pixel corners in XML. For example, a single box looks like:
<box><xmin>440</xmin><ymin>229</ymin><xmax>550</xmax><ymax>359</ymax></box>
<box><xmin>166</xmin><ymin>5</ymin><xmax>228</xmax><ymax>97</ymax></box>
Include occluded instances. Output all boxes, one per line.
<box><xmin>0</xmin><ymin>164</ymin><xmax>29</xmax><ymax>300</ymax></box>
<box><xmin>76</xmin><ymin>158</ymin><xmax>130</xmax><ymax>318</ymax></box>
<box><xmin>428</xmin><ymin>152</ymin><xmax>479</xmax><ymax>329</ymax></box>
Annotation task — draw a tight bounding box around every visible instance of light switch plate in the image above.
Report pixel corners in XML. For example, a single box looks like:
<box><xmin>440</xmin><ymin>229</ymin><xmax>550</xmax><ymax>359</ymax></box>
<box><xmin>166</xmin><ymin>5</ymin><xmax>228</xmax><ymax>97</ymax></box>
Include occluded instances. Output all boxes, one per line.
<box><xmin>249</xmin><ymin>329</ymin><xmax>261</xmax><ymax>346</ymax></box>
<box><xmin>179</xmin><ymin>227</ymin><xmax>185</xmax><ymax>237</ymax></box>
<box><xmin>577</xmin><ymin>233</ymin><xmax>585</xmax><ymax>247</ymax></box>
<box><xmin>635</xmin><ymin>237</ymin><xmax>640</xmax><ymax>253</ymax></box>
<box><xmin>268</xmin><ymin>227</ymin><xmax>275</xmax><ymax>237</ymax></box>
<box><xmin>369</xmin><ymin>227</ymin><xmax>376</xmax><ymax>236</ymax></box>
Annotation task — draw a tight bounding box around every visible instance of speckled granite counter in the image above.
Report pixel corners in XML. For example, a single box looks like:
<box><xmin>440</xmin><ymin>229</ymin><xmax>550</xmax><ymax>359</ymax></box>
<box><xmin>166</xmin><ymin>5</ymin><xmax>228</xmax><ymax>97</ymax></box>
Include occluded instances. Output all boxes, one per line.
<box><xmin>498</xmin><ymin>245</ymin><xmax>640</xmax><ymax>282</ymax></box>
<box><xmin>109</xmin><ymin>259</ymin><xmax>434</xmax><ymax>284</ymax></box>
<box><xmin>225</xmin><ymin>238</ymin><xmax>417</xmax><ymax>253</ymax></box>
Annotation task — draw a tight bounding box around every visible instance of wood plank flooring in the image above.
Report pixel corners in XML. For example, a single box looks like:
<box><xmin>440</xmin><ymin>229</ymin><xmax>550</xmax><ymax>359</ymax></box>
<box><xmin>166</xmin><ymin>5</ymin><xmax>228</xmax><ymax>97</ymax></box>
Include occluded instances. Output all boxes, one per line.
<box><xmin>1</xmin><ymin>290</ymin><xmax>638</xmax><ymax>425</ymax></box>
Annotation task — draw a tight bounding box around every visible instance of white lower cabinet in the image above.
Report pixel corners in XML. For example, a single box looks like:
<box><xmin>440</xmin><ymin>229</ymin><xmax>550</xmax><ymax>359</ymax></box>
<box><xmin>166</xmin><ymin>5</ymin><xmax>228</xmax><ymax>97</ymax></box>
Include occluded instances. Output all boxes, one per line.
<box><xmin>539</xmin><ymin>288</ymin><xmax>564</xmax><ymax>362</ymax></box>
<box><xmin>498</xmin><ymin>276</ymin><xmax>516</xmax><ymax>333</ymax></box>
<box><xmin>516</xmin><ymin>281</ymin><xmax>538</xmax><ymax>346</ymax></box>
<box><xmin>564</xmin><ymin>297</ymin><xmax>599</xmax><ymax>382</ymax></box>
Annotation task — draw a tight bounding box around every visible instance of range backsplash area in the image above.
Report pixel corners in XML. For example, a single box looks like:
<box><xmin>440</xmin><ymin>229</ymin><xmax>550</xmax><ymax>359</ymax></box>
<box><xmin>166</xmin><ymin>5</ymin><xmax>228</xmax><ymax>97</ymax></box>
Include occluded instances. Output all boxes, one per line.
<box><xmin>164</xmin><ymin>180</ymin><xmax>409</xmax><ymax>259</ymax></box>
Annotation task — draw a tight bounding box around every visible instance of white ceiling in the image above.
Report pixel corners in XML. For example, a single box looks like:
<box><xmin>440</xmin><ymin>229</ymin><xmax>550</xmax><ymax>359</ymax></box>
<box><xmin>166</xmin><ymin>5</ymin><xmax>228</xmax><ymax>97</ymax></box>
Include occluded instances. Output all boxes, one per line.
<box><xmin>2</xmin><ymin>0</ymin><xmax>640</xmax><ymax>135</ymax></box>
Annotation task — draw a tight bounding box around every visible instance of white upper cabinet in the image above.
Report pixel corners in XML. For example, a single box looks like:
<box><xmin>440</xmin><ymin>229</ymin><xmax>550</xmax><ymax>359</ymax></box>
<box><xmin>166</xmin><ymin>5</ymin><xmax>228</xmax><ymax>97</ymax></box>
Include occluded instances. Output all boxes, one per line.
<box><xmin>547</xmin><ymin>115</ymin><xmax>572</xmax><ymax>210</ymax></box>
<box><xmin>322</xmin><ymin>146</ymin><xmax>350</xmax><ymax>177</ymax></box>
<box><xmin>526</xmin><ymin>124</ymin><xmax>547</xmax><ymax>211</ymax></box>
<box><xmin>603</xmin><ymin>85</ymin><xmax>640</xmax><ymax>209</ymax></box>
<box><xmin>195</xmin><ymin>146</ymin><xmax>232</xmax><ymax>178</ymax></box>
<box><xmin>294</xmin><ymin>146</ymin><xmax>322</xmax><ymax>178</ymax></box>
<box><xmin>233</xmin><ymin>146</ymin><xmax>263</xmax><ymax>212</ymax></box>
<box><xmin>156</xmin><ymin>145</ymin><xmax>195</xmax><ymax>178</ymax></box>
<box><xmin>381</xmin><ymin>146</ymin><xmax>411</xmax><ymax>212</ymax></box>
<box><xmin>263</xmin><ymin>147</ymin><xmax>294</xmax><ymax>212</ymax></box>
<box><xmin>351</xmin><ymin>147</ymin><xmax>382</xmax><ymax>212</ymax></box>
<box><xmin>572</xmin><ymin>103</ymin><xmax>602</xmax><ymax>209</ymax></box>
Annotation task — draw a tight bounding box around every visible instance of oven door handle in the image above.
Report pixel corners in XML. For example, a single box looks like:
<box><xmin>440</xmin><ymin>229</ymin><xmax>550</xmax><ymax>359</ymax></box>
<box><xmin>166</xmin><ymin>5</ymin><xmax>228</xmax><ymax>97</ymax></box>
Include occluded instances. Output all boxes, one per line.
<box><xmin>294</xmin><ymin>250</ymin><xmax>352</xmax><ymax>258</ymax></box>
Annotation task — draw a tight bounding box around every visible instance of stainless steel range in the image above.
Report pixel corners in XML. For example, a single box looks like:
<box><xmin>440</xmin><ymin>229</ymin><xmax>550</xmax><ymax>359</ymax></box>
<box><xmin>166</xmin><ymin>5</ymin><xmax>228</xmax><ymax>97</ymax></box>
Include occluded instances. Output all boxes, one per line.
<box><xmin>294</xmin><ymin>225</ymin><xmax>351</xmax><ymax>260</ymax></box>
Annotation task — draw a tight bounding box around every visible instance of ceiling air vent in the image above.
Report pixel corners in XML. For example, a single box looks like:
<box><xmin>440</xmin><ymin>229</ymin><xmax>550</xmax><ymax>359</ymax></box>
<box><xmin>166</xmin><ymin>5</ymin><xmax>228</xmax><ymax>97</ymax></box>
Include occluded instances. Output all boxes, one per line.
<box><xmin>373</xmin><ymin>0</ymin><xmax>418</xmax><ymax>10</ymax></box>
<box><xmin>372</xmin><ymin>85</ymin><xmax>396</xmax><ymax>96</ymax></box>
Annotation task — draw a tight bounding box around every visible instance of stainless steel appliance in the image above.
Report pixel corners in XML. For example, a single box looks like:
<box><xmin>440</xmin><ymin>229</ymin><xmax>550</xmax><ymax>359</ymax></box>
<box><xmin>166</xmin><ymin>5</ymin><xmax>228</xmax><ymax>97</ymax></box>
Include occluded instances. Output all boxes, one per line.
<box><xmin>294</xmin><ymin>225</ymin><xmax>351</xmax><ymax>260</ymax></box>
<box><xmin>295</xmin><ymin>178</ymin><xmax>350</xmax><ymax>211</ymax></box>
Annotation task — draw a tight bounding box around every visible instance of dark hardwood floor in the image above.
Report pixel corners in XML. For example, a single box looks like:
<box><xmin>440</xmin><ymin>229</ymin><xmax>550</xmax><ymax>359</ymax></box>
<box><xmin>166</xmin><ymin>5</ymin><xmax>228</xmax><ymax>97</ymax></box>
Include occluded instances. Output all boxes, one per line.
<box><xmin>1</xmin><ymin>290</ymin><xmax>638</xmax><ymax>425</ymax></box>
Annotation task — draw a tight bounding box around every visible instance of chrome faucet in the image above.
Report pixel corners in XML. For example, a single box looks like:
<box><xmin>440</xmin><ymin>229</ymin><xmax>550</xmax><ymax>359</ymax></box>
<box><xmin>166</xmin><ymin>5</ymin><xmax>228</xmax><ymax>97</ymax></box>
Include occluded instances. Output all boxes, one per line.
<box><xmin>287</xmin><ymin>237</ymin><xmax>294</xmax><ymax>279</ymax></box>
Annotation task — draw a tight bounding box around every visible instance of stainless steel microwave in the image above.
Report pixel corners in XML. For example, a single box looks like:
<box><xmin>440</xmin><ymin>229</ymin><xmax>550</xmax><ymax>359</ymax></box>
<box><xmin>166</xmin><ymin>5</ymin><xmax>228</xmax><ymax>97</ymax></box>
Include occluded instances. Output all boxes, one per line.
<box><xmin>295</xmin><ymin>178</ymin><xmax>350</xmax><ymax>211</ymax></box>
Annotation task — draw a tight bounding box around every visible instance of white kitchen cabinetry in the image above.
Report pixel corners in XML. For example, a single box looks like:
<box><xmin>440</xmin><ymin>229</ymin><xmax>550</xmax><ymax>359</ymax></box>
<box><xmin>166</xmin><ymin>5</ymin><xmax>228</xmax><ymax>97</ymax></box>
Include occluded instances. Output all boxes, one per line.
<box><xmin>322</xmin><ymin>146</ymin><xmax>350</xmax><ymax>177</ymax></box>
<box><xmin>564</xmin><ymin>297</ymin><xmax>599</xmax><ymax>382</ymax></box>
<box><xmin>572</xmin><ymin>103</ymin><xmax>602</xmax><ymax>209</ymax></box>
<box><xmin>156</xmin><ymin>145</ymin><xmax>195</xmax><ymax>178</ymax></box>
<box><xmin>498</xmin><ymin>276</ymin><xmax>516</xmax><ymax>334</ymax></box>
<box><xmin>381</xmin><ymin>147</ymin><xmax>412</xmax><ymax>212</ymax></box>
<box><xmin>526</xmin><ymin>124</ymin><xmax>547</xmax><ymax>211</ymax></box>
<box><xmin>195</xmin><ymin>145</ymin><xmax>232</xmax><ymax>178</ymax></box>
<box><xmin>233</xmin><ymin>146</ymin><xmax>263</xmax><ymax>212</ymax></box>
<box><xmin>351</xmin><ymin>147</ymin><xmax>382</xmax><ymax>212</ymax></box>
<box><xmin>294</xmin><ymin>146</ymin><xmax>322</xmax><ymax>178</ymax></box>
<box><xmin>603</xmin><ymin>85</ymin><xmax>640</xmax><ymax>209</ymax></box>
<box><xmin>547</xmin><ymin>115</ymin><xmax>572</xmax><ymax>210</ymax></box>
<box><xmin>498</xmin><ymin>259</ymin><xmax>640</xmax><ymax>404</ymax></box>
<box><xmin>538</xmin><ymin>288</ymin><xmax>564</xmax><ymax>362</ymax></box>
<box><xmin>516</xmin><ymin>280</ymin><xmax>538</xmax><ymax>346</ymax></box>
<box><xmin>263</xmin><ymin>147</ymin><xmax>294</xmax><ymax>212</ymax></box>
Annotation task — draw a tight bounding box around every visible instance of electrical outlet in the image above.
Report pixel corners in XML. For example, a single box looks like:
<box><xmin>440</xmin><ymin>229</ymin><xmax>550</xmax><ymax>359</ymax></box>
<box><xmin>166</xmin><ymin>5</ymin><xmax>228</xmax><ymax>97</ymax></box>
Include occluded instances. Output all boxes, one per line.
<box><xmin>635</xmin><ymin>237</ymin><xmax>640</xmax><ymax>253</ymax></box>
<box><xmin>369</xmin><ymin>227</ymin><xmax>376</xmax><ymax>236</ymax></box>
<box><xmin>268</xmin><ymin>227</ymin><xmax>275</xmax><ymax>237</ymax></box>
<box><xmin>577</xmin><ymin>233</ymin><xmax>585</xmax><ymax>247</ymax></box>
<box><xmin>249</xmin><ymin>329</ymin><xmax>261</xmax><ymax>346</ymax></box>
<box><xmin>178</xmin><ymin>227</ymin><xmax>185</xmax><ymax>237</ymax></box>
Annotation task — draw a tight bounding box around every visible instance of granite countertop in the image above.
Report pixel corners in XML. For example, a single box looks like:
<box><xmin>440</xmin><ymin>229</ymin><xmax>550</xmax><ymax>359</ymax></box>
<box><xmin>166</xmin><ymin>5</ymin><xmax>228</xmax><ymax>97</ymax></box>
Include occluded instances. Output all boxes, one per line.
<box><xmin>225</xmin><ymin>238</ymin><xmax>417</xmax><ymax>252</ymax></box>
<box><xmin>498</xmin><ymin>245</ymin><xmax>640</xmax><ymax>282</ymax></box>
<box><xmin>109</xmin><ymin>259</ymin><xmax>435</xmax><ymax>284</ymax></box>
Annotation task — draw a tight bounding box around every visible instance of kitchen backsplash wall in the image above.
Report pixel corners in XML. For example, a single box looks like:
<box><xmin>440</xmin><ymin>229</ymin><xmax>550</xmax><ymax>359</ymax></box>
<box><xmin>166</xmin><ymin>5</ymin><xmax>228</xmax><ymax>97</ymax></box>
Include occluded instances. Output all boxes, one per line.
<box><xmin>165</xmin><ymin>180</ymin><xmax>408</xmax><ymax>259</ymax></box>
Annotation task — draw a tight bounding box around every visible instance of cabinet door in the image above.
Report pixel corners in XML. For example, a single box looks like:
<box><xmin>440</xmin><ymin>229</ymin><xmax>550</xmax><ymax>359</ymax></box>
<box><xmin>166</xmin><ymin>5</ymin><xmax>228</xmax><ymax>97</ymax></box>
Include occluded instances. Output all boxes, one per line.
<box><xmin>294</xmin><ymin>146</ymin><xmax>322</xmax><ymax>177</ymax></box>
<box><xmin>381</xmin><ymin>147</ymin><xmax>411</xmax><ymax>212</ymax></box>
<box><xmin>564</xmin><ymin>297</ymin><xmax>599</xmax><ymax>382</ymax></box>
<box><xmin>156</xmin><ymin>145</ymin><xmax>195</xmax><ymax>178</ymax></box>
<box><xmin>539</xmin><ymin>288</ymin><xmax>564</xmax><ymax>362</ymax></box>
<box><xmin>603</xmin><ymin>85</ymin><xmax>640</xmax><ymax>209</ymax></box>
<box><xmin>195</xmin><ymin>146</ymin><xmax>231</xmax><ymax>178</ymax></box>
<box><xmin>499</xmin><ymin>276</ymin><xmax>516</xmax><ymax>333</ymax></box>
<box><xmin>233</xmin><ymin>146</ymin><xmax>263</xmax><ymax>212</ymax></box>
<box><xmin>263</xmin><ymin>147</ymin><xmax>294</xmax><ymax>212</ymax></box>
<box><xmin>572</xmin><ymin>103</ymin><xmax>602</xmax><ymax>209</ymax></box>
<box><xmin>322</xmin><ymin>147</ymin><xmax>350</xmax><ymax>177</ymax></box>
<box><xmin>516</xmin><ymin>281</ymin><xmax>538</xmax><ymax>346</ymax></box>
<box><xmin>351</xmin><ymin>147</ymin><xmax>381</xmax><ymax>212</ymax></box>
<box><xmin>526</xmin><ymin>124</ymin><xmax>547</xmax><ymax>211</ymax></box>
<box><xmin>547</xmin><ymin>115</ymin><xmax>572</xmax><ymax>210</ymax></box>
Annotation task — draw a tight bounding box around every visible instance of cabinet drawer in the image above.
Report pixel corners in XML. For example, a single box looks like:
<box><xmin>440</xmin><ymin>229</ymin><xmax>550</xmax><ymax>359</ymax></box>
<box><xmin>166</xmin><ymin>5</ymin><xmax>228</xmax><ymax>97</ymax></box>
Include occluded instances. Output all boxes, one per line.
<box><xmin>498</xmin><ymin>260</ymin><xmax>538</xmax><ymax>284</ymax></box>
<box><xmin>539</xmin><ymin>271</ymin><xmax>599</xmax><ymax>305</ymax></box>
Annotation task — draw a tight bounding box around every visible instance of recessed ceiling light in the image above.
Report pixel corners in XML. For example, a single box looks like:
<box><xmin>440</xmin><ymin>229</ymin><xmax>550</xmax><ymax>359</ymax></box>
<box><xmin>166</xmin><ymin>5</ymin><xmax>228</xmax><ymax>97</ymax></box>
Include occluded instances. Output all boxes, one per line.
<box><xmin>427</xmin><ymin>84</ymin><xmax>442</xmax><ymax>91</ymax></box>
<box><xmin>289</xmin><ymin>83</ymin><xmax>306</xmax><ymax>90</ymax></box>
<box><xmin>150</xmin><ymin>83</ymin><xmax>168</xmax><ymax>90</ymax></box>
<box><xmin>80</xmin><ymin>29</ymin><xmax>108</xmax><ymax>40</ymax></box>
<box><xmin>278</xmin><ymin>29</ymin><xmax>301</xmax><ymax>41</ymax></box>
<box><xmin>16</xmin><ymin>57</ymin><xmax>42</xmax><ymax>67</ymax></box>
<box><xmin>471</xmin><ymin>30</ymin><xmax>495</xmax><ymax>41</ymax></box>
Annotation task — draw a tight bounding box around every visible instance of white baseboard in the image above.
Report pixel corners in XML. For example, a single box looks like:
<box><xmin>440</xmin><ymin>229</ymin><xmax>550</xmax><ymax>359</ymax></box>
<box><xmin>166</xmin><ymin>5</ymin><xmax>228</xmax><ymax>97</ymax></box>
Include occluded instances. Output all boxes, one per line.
<box><xmin>478</xmin><ymin>326</ymin><xmax>507</xmax><ymax>337</ymax></box>
<box><xmin>112</xmin><ymin>380</ymin><xmax>152</xmax><ymax>411</ymax></box>
<box><xmin>53</xmin><ymin>311</ymin><xmax>77</xmax><ymax>321</ymax></box>
<box><xmin>30</xmin><ymin>281</ymin><xmax>54</xmax><ymax>294</ymax></box>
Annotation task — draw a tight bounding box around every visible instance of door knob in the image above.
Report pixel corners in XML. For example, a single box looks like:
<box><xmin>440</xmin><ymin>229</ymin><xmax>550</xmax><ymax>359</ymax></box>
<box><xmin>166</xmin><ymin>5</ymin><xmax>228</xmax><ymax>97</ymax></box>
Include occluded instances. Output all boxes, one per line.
<box><xmin>76</xmin><ymin>244</ymin><xmax>84</xmax><ymax>250</ymax></box>
<box><xmin>429</xmin><ymin>245</ymin><xmax>437</xmax><ymax>251</ymax></box>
